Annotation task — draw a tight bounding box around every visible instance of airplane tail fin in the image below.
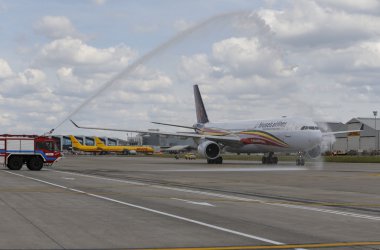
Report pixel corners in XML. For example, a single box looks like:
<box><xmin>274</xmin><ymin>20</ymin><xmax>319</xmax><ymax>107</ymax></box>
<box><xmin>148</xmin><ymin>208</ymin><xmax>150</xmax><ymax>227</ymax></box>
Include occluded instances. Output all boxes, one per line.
<box><xmin>69</xmin><ymin>135</ymin><xmax>82</xmax><ymax>147</ymax></box>
<box><xmin>194</xmin><ymin>84</ymin><xmax>209</xmax><ymax>124</ymax></box>
<box><xmin>94</xmin><ymin>137</ymin><xmax>106</xmax><ymax>147</ymax></box>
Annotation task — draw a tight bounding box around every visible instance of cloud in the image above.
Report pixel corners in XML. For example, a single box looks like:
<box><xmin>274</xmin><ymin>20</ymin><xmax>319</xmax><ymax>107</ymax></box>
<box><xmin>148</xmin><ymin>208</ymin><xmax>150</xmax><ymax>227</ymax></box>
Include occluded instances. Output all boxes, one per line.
<box><xmin>179</xmin><ymin>54</ymin><xmax>216</xmax><ymax>82</ymax></box>
<box><xmin>56</xmin><ymin>67</ymin><xmax>101</xmax><ymax>97</ymax></box>
<box><xmin>39</xmin><ymin>37</ymin><xmax>136</xmax><ymax>69</ymax></box>
<box><xmin>0</xmin><ymin>68</ymin><xmax>48</xmax><ymax>97</ymax></box>
<box><xmin>0</xmin><ymin>58</ymin><xmax>13</xmax><ymax>78</ymax></box>
<box><xmin>258</xmin><ymin>1</ymin><xmax>380</xmax><ymax>47</ymax></box>
<box><xmin>3</xmin><ymin>1</ymin><xmax>380</xmax><ymax>134</ymax></box>
<box><xmin>211</xmin><ymin>37</ymin><xmax>288</xmax><ymax>77</ymax></box>
<box><xmin>34</xmin><ymin>16</ymin><xmax>81</xmax><ymax>39</ymax></box>
<box><xmin>318</xmin><ymin>0</ymin><xmax>380</xmax><ymax>13</ymax></box>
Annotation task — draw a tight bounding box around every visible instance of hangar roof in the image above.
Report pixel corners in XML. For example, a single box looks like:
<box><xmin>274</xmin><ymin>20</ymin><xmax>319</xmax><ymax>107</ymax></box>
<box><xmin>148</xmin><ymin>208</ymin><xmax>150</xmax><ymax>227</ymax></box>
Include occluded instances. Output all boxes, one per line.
<box><xmin>317</xmin><ymin>122</ymin><xmax>347</xmax><ymax>138</ymax></box>
<box><xmin>347</xmin><ymin>118</ymin><xmax>380</xmax><ymax>130</ymax></box>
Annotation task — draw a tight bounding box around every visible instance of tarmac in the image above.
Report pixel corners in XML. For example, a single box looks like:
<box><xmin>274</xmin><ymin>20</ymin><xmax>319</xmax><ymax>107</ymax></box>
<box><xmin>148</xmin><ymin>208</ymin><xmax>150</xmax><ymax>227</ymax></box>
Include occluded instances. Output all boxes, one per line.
<box><xmin>0</xmin><ymin>156</ymin><xmax>379</xmax><ymax>249</ymax></box>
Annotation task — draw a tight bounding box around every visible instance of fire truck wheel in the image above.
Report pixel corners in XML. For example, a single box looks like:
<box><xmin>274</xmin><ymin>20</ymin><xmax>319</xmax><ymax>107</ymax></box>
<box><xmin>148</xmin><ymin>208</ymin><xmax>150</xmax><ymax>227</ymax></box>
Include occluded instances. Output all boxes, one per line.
<box><xmin>7</xmin><ymin>156</ymin><xmax>23</xmax><ymax>170</ymax></box>
<box><xmin>27</xmin><ymin>157</ymin><xmax>44</xmax><ymax>171</ymax></box>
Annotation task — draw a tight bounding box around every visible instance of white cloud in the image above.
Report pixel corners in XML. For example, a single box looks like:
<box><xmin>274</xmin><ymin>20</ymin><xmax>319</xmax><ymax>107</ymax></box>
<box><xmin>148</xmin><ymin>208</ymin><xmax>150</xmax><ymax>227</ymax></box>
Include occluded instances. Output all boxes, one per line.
<box><xmin>179</xmin><ymin>54</ymin><xmax>216</xmax><ymax>82</ymax></box>
<box><xmin>39</xmin><ymin>37</ymin><xmax>136</xmax><ymax>70</ymax></box>
<box><xmin>0</xmin><ymin>68</ymin><xmax>48</xmax><ymax>97</ymax></box>
<box><xmin>119</xmin><ymin>65</ymin><xmax>173</xmax><ymax>92</ymax></box>
<box><xmin>180</xmin><ymin>36</ymin><xmax>291</xmax><ymax>84</ymax></box>
<box><xmin>34</xmin><ymin>16</ymin><xmax>80</xmax><ymax>39</ymax></box>
<box><xmin>354</xmin><ymin>41</ymin><xmax>380</xmax><ymax>69</ymax></box>
<box><xmin>258</xmin><ymin>1</ymin><xmax>380</xmax><ymax>47</ymax></box>
<box><xmin>318</xmin><ymin>0</ymin><xmax>380</xmax><ymax>13</ymax></box>
<box><xmin>56</xmin><ymin>67</ymin><xmax>101</xmax><ymax>96</ymax></box>
<box><xmin>0</xmin><ymin>58</ymin><xmax>13</xmax><ymax>78</ymax></box>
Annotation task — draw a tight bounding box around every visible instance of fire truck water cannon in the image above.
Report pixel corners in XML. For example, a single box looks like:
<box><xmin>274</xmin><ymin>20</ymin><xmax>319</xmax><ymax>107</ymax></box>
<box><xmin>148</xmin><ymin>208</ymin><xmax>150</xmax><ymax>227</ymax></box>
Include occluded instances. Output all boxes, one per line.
<box><xmin>0</xmin><ymin>134</ymin><xmax>62</xmax><ymax>171</ymax></box>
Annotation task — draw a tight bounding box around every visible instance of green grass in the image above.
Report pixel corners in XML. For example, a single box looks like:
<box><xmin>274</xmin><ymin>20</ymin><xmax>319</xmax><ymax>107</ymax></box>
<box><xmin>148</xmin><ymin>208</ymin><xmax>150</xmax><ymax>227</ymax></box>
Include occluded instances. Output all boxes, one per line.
<box><xmin>323</xmin><ymin>155</ymin><xmax>380</xmax><ymax>163</ymax></box>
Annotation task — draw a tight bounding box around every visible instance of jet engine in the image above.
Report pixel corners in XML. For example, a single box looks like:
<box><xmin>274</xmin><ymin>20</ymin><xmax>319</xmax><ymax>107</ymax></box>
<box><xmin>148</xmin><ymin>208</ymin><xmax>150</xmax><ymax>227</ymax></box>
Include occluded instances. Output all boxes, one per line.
<box><xmin>198</xmin><ymin>141</ymin><xmax>220</xmax><ymax>160</ymax></box>
<box><xmin>306</xmin><ymin>145</ymin><xmax>321</xmax><ymax>159</ymax></box>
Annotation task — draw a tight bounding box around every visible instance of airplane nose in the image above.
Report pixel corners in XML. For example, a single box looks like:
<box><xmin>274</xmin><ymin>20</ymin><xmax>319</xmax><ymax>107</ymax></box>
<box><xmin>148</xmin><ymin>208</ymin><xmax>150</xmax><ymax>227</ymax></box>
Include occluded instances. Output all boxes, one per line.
<box><xmin>309</xmin><ymin>131</ymin><xmax>322</xmax><ymax>146</ymax></box>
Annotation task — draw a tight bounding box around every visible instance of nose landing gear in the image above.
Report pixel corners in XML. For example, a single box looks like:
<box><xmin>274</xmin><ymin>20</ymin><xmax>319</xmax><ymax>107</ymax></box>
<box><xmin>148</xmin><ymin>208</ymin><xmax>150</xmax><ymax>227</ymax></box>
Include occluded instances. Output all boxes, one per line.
<box><xmin>296</xmin><ymin>151</ymin><xmax>305</xmax><ymax>166</ymax></box>
<box><xmin>262</xmin><ymin>152</ymin><xmax>278</xmax><ymax>165</ymax></box>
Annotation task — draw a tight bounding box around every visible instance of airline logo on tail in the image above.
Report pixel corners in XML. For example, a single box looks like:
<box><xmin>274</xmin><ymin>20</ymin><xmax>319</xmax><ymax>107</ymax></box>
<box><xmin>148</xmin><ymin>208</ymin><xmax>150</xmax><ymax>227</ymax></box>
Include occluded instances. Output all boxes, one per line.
<box><xmin>69</xmin><ymin>135</ymin><xmax>100</xmax><ymax>152</ymax></box>
<box><xmin>94</xmin><ymin>137</ymin><xmax>106</xmax><ymax>147</ymax></box>
<box><xmin>69</xmin><ymin>135</ymin><xmax>82</xmax><ymax>147</ymax></box>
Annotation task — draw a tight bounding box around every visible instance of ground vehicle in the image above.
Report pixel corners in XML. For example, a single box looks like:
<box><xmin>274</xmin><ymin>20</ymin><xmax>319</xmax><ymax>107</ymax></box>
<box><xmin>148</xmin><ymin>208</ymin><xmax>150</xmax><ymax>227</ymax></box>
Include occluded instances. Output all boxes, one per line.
<box><xmin>184</xmin><ymin>153</ymin><xmax>196</xmax><ymax>160</ymax></box>
<box><xmin>0</xmin><ymin>134</ymin><xmax>62</xmax><ymax>171</ymax></box>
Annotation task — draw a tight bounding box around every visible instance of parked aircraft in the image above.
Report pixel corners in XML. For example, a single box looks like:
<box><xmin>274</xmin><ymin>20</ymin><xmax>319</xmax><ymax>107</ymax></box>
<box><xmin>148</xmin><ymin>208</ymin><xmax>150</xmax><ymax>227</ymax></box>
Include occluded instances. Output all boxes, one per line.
<box><xmin>71</xmin><ymin>85</ymin><xmax>361</xmax><ymax>165</ymax></box>
<box><xmin>69</xmin><ymin>135</ymin><xmax>101</xmax><ymax>154</ymax></box>
<box><xmin>94</xmin><ymin>137</ymin><xmax>154</xmax><ymax>154</ymax></box>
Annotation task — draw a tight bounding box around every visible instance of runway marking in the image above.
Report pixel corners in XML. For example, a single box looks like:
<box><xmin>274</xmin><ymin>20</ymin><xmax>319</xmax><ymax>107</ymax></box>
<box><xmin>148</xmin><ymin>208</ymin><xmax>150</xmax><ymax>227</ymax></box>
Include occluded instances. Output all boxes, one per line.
<box><xmin>156</xmin><ymin>167</ymin><xmax>308</xmax><ymax>172</ymax></box>
<box><xmin>171</xmin><ymin>198</ymin><xmax>215</xmax><ymax>207</ymax></box>
<box><xmin>4</xmin><ymin>171</ymin><xmax>286</xmax><ymax>246</ymax></box>
<box><xmin>51</xmin><ymin>170</ymin><xmax>380</xmax><ymax>221</ymax></box>
<box><xmin>133</xmin><ymin>241</ymin><xmax>380</xmax><ymax>249</ymax></box>
<box><xmin>62</xmin><ymin>177</ymin><xmax>75</xmax><ymax>180</ymax></box>
<box><xmin>269</xmin><ymin>203</ymin><xmax>380</xmax><ymax>221</ymax></box>
<box><xmin>51</xmin><ymin>170</ymin><xmax>261</xmax><ymax>202</ymax></box>
<box><xmin>54</xmin><ymin>170</ymin><xmax>146</xmax><ymax>186</ymax></box>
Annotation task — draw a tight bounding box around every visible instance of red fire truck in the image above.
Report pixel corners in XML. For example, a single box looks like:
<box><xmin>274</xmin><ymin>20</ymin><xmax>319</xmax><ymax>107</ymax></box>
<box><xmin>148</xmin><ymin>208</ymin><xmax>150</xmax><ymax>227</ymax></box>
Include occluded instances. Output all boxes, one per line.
<box><xmin>0</xmin><ymin>135</ymin><xmax>62</xmax><ymax>171</ymax></box>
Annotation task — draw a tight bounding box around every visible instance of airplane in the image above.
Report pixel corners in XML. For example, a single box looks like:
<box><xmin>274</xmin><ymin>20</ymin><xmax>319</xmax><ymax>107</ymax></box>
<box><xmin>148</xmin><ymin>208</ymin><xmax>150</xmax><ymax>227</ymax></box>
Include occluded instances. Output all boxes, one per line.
<box><xmin>71</xmin><ymin>85</ymin><xmax>361</xmax><ymax>165</ymax></box>
<box><xmin>94</xmin><ymin>137</ymin><xmax>154</xmax><ymax>155</ymax></box>
<box><xmin>69</xmin><ymin>135</ymin><xmax>102</xmax><ymax>154</ymax></box>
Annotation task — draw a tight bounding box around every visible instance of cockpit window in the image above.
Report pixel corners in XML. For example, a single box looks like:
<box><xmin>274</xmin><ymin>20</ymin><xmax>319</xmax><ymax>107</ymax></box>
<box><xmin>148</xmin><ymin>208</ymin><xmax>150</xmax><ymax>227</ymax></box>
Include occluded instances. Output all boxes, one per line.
<box><xmin>301</xmin><ymin>126</ymin><xmax>320</xmax><ymax>130</ymax></box>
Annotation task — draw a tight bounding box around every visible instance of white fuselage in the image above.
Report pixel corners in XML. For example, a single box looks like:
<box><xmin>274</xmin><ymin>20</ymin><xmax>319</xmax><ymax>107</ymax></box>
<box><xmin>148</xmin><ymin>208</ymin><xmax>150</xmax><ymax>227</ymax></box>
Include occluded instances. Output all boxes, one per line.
<box><xmin>200</xmin><ymin>117</ymin><xmax>322</xmax><ymax>154</ymax></box>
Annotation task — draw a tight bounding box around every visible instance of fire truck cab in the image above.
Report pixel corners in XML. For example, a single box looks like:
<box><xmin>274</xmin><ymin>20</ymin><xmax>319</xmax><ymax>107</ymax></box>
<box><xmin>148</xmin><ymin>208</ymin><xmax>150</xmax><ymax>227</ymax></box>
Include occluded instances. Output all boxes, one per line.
<box><xmin>0</xmin><ymin>135</ymin><xmax>62</xmax><ymax>171</ymax></box>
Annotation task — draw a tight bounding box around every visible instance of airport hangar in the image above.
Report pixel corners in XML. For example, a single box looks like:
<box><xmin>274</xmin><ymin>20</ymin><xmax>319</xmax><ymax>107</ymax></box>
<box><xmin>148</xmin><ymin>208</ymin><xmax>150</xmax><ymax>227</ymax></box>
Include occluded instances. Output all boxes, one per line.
<box><xmin>322</xmin><ymin>117</ymin><xmax>380</xmax><ymax>154</ymax></box>
<box><xmin>53</xmin><ymin>117</ymin><xmax>379</xmax><ymax>154</ymax></box>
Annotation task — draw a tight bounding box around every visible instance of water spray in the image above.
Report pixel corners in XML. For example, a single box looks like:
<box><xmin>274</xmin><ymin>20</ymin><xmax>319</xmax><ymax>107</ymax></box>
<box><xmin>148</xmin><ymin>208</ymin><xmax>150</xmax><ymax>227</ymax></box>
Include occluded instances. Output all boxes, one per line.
<box><xmin>48</xmin><ymin>11</ymin><xmax>255</xmax><ymax>134</ymax></box>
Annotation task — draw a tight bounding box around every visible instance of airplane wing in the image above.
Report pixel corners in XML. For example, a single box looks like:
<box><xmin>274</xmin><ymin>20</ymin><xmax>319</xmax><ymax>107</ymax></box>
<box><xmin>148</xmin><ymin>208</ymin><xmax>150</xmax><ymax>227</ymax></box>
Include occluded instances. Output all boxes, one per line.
<box><xmin>70</xmin><ymin>120</ymin><xmax>242</xmax><ymax>146</ymax></box>
<box><xmin>322</xmin><ymin>124</ymin><xmax>364</xmax><ymax>136</ymax></box>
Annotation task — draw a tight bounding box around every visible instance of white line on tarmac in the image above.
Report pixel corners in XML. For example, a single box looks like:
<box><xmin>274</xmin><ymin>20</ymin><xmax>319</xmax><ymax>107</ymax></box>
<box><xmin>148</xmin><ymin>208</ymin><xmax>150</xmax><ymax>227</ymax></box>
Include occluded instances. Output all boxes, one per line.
<box><xmin>171</xmin><ymin>198</ymin><xmax>215</xmax><ymax>207</ymax></box>
<box><xmin>51</xmin><ymin>170</ymin><xmax>260</xmax><ymax>202</ymax></box>
<box><xmin>4</xmin><ymin>170</ymin><xmax>284</xmax><ymax>246</ymax></box>
<box><xmin>156</xmin><ymin>167</ymin><xmax>308</xmax><ymax>172</ymax></box>
<box><xmin>51</xmin><ymin>169</ymin><xmax>380</xmax><ymax>221</ymax></box>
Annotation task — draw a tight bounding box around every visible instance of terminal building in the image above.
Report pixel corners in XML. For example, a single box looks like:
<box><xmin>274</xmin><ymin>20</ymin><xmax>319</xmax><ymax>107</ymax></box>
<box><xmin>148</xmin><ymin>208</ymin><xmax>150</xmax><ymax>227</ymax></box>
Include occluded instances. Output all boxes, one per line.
<box><xmin>53</xmin><ymin>135</ymin><xmax>129</xmax><ymax>152</ymax></box>
<box><xmin>52</xmin><ymin>133</ymin><xmax>196</xmax><ymax>153</ymax></box>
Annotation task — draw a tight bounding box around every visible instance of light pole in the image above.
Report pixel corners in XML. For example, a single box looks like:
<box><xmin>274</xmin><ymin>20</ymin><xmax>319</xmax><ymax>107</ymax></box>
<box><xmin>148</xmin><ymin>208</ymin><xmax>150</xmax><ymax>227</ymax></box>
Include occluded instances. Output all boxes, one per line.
<box><xmin>374</xmin><ymin>111</ymin><xmax>378</xmax><ymax>153</ymax></box>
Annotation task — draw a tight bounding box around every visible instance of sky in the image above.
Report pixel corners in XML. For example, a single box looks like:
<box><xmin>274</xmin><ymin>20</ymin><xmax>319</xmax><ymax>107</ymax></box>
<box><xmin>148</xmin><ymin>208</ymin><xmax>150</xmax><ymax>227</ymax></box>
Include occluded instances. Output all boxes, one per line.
<box><xmin>1</xmin><ymin>0</ymin><xmax>380</xmax><ymax>138</ymax></box>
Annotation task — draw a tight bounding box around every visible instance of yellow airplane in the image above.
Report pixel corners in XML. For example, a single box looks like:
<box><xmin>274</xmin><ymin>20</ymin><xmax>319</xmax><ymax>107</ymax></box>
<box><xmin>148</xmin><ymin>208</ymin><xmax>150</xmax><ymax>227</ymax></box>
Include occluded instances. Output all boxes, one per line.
<box><xmin>94</xmin><ymin>137</ymin><xmax>154</xmax><ymax>155</ymax></box>
<box><xmin>69</xmin><ymin>135</ymin><xmax>101</xmax><ymax>153</ymax></box>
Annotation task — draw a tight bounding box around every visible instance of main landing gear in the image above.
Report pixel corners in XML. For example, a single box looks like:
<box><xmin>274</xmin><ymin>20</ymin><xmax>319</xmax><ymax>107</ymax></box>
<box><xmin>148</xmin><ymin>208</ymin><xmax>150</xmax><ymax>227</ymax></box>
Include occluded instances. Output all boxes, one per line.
<box><xmin>262</xmin><ymin>152</ymin><xmax>278</xmax><ymax>165</ymax></box>
<box><xmin>296</xmin><ymin>151</ymin><xmax>305</xmax><ymax>166</ymax></box>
